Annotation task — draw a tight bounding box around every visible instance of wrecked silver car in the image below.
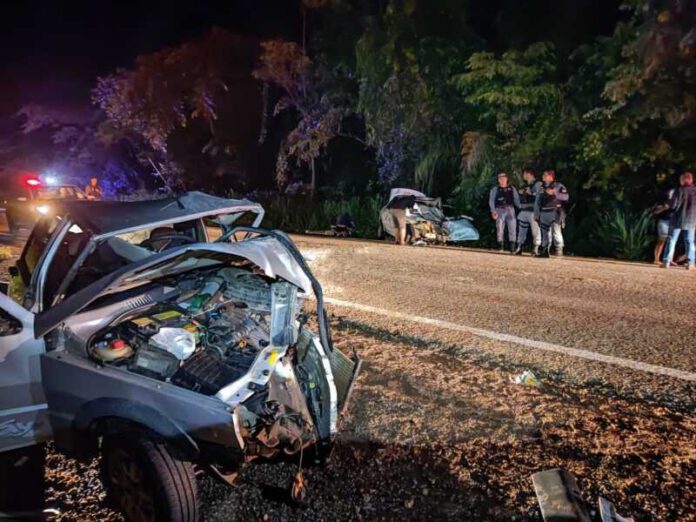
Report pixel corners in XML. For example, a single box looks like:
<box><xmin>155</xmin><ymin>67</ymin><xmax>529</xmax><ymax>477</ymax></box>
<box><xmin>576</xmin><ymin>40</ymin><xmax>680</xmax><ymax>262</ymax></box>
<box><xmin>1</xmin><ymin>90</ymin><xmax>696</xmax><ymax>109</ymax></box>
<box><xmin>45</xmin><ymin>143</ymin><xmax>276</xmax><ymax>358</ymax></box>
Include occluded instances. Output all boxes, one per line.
<box><xmin>0</xmin><ymin>192</ymin><xmax>360</xmax><ymax>521</ymax></box>
<box><xmin>379</xmin><ymin>188</ymin><xmax>479</xmax><ymax>244</ymax></box>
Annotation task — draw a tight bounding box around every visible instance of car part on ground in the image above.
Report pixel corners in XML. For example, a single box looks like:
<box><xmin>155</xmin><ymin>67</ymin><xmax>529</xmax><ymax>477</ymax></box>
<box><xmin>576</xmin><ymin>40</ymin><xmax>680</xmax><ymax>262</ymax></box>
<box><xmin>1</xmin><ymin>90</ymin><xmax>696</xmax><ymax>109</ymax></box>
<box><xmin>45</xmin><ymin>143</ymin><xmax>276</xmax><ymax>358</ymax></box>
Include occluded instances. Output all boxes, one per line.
<box><xmin>379</xmin><ymin>188</ymin><xmax>479</xmax><ymax>245</ymax></box>
<box><xmin>532</xmin><ymin>468</ymin><xmax>592</xmax><ymax>522</ymax></box>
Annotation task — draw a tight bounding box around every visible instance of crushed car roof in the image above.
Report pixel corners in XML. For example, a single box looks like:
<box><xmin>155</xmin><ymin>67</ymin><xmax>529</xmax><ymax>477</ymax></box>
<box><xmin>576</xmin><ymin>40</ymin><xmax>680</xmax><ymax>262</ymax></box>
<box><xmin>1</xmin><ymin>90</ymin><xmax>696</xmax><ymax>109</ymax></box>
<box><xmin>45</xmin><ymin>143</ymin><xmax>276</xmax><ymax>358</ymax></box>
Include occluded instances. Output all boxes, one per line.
<box><xmin>388</xmin><ymin>188</ymin><xmax>427</xmax><ymax>204</ymax></box>
<box><xmin>34</xmin><ymin>237</ymin><xmax>313</xmax><ymax>338</ymax></box>
<box><xmin>56</xmin><ymin>191</ymin><xmax>263</xmax><ymax>235</ymax></box>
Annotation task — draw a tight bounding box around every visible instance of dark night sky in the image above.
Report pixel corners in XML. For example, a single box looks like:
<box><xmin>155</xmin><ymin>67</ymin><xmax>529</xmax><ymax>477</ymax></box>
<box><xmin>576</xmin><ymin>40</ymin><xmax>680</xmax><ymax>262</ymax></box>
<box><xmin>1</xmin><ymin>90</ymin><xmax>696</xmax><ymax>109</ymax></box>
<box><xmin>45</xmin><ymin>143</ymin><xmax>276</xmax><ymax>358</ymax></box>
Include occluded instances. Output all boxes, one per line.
<box><xmin>0</xmin><ymin>0</ymin><xmax>621</xmax><ymax>118</ymax></box>
<box><xmin>0</xmin><ymin>0</ymin><xmax>301</xmax><ymax>115</ymax></box>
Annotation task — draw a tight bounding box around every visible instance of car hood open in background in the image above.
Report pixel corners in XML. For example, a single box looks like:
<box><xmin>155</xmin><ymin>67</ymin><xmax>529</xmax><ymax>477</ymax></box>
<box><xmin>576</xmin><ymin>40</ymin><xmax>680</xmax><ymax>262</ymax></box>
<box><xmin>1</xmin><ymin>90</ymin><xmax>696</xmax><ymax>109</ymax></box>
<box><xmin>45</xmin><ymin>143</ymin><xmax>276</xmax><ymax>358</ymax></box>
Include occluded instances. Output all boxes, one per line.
<box><xmin>35</xmin><ymin>237</ymin><xmax>312</xmax><ymax>338</ymax></box>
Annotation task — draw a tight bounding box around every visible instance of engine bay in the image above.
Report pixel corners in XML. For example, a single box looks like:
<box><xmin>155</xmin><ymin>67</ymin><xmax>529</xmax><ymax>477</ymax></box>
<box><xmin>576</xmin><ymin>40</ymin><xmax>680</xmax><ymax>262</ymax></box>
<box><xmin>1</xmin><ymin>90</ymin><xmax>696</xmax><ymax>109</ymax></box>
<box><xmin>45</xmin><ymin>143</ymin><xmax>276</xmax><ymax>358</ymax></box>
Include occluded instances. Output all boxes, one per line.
<box><xmin>89</xmin><ymin>266</ymin><xmax>286</xmax><ymax>397</ymax></box>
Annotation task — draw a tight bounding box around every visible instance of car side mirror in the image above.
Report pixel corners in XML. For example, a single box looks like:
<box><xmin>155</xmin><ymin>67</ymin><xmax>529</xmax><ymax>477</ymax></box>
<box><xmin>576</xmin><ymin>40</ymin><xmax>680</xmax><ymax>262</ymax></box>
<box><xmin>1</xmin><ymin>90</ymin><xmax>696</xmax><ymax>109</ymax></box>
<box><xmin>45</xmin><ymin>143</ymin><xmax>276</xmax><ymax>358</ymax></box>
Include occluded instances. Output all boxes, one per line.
<box><xmin>8</xmin><ymin>266</ymin><xmax>18</xmax><ymax>278</ymax></box>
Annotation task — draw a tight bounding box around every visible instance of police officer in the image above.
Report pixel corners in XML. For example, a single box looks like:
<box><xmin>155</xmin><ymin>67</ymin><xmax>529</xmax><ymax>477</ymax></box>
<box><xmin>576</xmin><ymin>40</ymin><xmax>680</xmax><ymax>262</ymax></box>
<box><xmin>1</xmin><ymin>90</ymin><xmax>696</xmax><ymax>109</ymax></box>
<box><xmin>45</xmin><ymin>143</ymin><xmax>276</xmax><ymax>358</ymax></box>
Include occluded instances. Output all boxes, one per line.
<box><xmin>489</xmin><ymin>172</ymin><xmax>520</xmax><ymax>252</ymax></box>
<box><xmin>515</xmin><ymin>168</ymin><xmax>542</xmax><ymax>256</ymax></box>
<box><xmin>535</xmin><ymin>169</ymin><xmax>569</xmax><ymax>257</ymax></box>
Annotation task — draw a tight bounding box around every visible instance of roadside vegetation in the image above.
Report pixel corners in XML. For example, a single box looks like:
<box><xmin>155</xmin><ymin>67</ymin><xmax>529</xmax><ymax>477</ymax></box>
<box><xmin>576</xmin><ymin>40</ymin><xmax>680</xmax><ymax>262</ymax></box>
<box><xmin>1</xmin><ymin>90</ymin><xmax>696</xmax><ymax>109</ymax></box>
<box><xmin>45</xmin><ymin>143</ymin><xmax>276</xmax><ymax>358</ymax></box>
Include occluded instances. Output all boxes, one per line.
<box><xmin>6</xmin><ymin>0</ymin><xmax>695</xmax><ymax>261</ymax></box>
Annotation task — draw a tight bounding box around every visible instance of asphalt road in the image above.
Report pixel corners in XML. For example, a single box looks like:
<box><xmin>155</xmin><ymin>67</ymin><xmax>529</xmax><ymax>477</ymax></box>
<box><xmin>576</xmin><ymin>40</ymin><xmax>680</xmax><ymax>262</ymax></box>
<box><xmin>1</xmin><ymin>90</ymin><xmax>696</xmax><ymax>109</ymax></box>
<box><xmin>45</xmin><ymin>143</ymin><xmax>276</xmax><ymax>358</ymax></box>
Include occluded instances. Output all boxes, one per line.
<box><xmin>293</xmin><ymin>235</ymin><xmax>696</xmax><ymax>407</ymax></box>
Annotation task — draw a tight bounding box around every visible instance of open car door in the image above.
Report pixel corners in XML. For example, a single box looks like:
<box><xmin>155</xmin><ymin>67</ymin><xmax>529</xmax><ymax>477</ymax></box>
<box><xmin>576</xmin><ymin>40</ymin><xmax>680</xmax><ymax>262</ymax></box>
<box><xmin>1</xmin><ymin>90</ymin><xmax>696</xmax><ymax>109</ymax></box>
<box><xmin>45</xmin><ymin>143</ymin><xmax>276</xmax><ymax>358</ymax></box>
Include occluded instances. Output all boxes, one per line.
<box><xmin>0</xmin><ymin>293</ymin><xmax>50</xmax><ymax>452</ymax></box>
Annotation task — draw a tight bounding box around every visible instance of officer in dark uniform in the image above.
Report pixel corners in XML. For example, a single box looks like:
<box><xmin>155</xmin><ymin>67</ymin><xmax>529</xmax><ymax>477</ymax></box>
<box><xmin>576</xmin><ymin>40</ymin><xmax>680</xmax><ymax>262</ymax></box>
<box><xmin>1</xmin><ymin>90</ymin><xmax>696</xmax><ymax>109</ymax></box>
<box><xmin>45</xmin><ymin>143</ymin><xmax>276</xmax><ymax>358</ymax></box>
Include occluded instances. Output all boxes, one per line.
<box><xmin>489</xmin><ymin>172</ymin><xmax>520</xmax><ymax>252</ymax></box>
<box><xmin>535</xmin><ymin>169</ymin><xmax>569</xmax><ymax>257</ymax></box>
<box><xmin>515</xmin><ymin>168</ymin><xmax>542</xmax><ymax>256</ymax></box>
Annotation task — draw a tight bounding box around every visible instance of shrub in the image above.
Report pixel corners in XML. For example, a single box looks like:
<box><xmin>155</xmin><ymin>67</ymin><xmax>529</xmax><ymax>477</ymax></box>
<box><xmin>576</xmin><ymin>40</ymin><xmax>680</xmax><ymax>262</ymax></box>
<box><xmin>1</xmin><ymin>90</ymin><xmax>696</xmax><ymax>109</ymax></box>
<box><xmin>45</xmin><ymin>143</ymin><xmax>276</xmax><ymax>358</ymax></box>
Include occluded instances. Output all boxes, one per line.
<box><xmin>259</xmin><ymin>194</ymin><xmax>384</xmax><ymax>238</ymax></box>
<box><xmin>594</xmin><ymin>209</ymin><xmax>654</xmax><ymax>260</ymax></box>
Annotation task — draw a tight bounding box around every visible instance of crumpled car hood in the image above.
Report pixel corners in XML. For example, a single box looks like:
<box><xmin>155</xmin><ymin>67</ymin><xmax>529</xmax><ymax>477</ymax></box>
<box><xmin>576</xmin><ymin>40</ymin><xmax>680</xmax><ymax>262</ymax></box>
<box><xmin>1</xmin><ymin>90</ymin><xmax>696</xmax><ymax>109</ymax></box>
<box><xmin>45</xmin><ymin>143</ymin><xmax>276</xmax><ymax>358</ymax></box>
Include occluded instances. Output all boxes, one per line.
<box><xmin>35</xmin><ymin>236</ymin><xmax>312</xmax><ymax>338</ymax></box>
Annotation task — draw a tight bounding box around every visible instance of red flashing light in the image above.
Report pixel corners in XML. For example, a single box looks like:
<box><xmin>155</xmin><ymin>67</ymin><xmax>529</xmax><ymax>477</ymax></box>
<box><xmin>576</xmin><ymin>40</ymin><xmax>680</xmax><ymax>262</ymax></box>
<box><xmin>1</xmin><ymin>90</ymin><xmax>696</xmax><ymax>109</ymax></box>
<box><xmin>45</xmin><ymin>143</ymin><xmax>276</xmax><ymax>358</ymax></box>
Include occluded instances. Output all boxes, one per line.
<box><xmin>25</xmin><ymin>178</ymin><xmax>42</xmax><ymax>187</ymax></box>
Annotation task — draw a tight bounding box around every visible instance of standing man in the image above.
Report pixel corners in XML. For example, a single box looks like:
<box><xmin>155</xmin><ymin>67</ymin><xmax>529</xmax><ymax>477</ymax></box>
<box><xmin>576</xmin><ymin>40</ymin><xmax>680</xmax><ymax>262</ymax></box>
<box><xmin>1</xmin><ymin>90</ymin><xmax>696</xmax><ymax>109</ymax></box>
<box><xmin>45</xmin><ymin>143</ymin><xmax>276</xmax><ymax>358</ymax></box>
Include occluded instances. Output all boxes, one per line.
<box><xmin>661</xmin><ymin>171</ymin><xmax>696</xmax><ymax>270</ymax></box>
<box><xmin>387</xmin><ymin>193</ymin><xmax>416</xmax><ymax>246</ymax></box>
<box><xmin>535</xmin><ymin>169</ymin><xmax>569</xmax><ymax>258</ymax></box>
<box><xmin>489</xmin><ymin>172</ymin><xmax>520</xmax><ymax>253</ymax></box>
<box><xmin>85</xmin><ymin>176</ymin><xmax>103</xmax><ymax>200</ymax></box>
<box><xmin>515</xmin><ymin>168</ymin><xmax>542</xmax><ymax>256</ymax></box>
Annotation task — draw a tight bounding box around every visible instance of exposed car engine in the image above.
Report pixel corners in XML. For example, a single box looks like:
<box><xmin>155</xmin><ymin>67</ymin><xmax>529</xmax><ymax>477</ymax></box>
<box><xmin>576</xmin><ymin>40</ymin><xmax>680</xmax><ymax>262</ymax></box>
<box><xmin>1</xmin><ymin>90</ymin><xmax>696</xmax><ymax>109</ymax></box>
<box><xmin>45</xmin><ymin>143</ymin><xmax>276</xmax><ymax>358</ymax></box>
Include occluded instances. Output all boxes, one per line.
<box><xmin>90</xmin><ymin>267</ymin><xmax>280</xmax><ymax>396</ymax></box>
<box><xmin>83</xmin><ymin>260</ymin><xmax>350</xmax><ymax>461</ymax></box>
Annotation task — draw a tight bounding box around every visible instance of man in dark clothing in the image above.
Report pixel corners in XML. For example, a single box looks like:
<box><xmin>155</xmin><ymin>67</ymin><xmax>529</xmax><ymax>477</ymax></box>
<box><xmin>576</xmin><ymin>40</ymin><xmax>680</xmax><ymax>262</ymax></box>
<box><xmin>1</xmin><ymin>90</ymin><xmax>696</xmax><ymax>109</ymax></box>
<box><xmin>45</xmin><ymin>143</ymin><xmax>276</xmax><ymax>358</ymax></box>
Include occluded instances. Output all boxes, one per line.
<box><xmin>387</xmin><ymin>194</ymin><xmax>416</xmax><ymax>245</ymax></box>
<box><xmin>535</xmin><ymin>170</ymin><xmax>569</xmax><ymax>258</ymax></box>
<box><xmin>662</xmin><ymin>172</ymin><xmax>696</xmax><ymax>269</ymax></box>
<box><xmin>489</xmin><ymin>172</ymin><xmax>520</xmax><ymax>252</ymax></box>
<box><xmin>515</xmin><ymin>169</ymin><xmax>543</xmax><ymax>256</ymax></box>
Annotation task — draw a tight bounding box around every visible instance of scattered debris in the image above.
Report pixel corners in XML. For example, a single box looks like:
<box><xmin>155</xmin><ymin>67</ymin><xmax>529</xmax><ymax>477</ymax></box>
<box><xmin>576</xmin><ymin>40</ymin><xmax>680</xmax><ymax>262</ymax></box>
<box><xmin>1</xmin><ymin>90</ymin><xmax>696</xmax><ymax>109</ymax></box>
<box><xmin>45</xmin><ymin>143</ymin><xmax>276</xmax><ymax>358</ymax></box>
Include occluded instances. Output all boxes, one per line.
<box><xmin>598</xmin><ymin>497</ymin><xmax>635</xmax><ymax>522</ymax></box>
<box><xmin>290</xmin><ymin>471</ymin><xmax>307</xmax><ymax>504</ymax></box>
<box><xmin>532</xmin><ymin>468</ymin><xmax>591</xmax><ymax>522</ymax></box>
<box><xmin>511</xmin><ymin>370</ymin><xmax>541</xmax><ymax>387</ymax></box>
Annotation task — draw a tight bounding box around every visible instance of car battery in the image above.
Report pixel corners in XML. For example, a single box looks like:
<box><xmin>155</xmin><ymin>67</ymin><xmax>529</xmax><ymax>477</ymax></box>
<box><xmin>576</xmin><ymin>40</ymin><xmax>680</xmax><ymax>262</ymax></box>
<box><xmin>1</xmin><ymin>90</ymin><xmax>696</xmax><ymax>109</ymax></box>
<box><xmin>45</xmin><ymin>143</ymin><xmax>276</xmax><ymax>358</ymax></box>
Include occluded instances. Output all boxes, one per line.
<box><xmin>129</xmin><ymin>344</ymin><xmax>180</xmax><ymax>380</ymax></box>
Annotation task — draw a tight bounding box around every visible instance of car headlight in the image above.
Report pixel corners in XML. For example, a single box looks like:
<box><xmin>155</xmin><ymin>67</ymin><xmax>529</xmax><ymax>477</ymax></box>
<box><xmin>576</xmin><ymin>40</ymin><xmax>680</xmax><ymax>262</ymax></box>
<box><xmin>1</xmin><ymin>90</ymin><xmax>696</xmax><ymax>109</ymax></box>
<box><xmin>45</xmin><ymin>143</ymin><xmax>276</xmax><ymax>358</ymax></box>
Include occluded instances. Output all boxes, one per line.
<box><xmin>35</xmin><ymin>205</ymin><xmax>50</xmax><ymax>215</ymax></box>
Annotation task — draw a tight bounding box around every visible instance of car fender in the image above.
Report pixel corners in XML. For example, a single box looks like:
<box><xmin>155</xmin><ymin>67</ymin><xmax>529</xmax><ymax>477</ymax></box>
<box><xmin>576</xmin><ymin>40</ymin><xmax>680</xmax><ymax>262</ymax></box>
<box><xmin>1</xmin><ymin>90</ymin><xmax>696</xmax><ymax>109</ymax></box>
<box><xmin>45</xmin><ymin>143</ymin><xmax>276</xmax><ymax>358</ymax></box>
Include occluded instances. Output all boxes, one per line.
<box><xmin>73</xmin><ymin>397</ymin><xmax>200</xmax><ymax>459</ymax></box>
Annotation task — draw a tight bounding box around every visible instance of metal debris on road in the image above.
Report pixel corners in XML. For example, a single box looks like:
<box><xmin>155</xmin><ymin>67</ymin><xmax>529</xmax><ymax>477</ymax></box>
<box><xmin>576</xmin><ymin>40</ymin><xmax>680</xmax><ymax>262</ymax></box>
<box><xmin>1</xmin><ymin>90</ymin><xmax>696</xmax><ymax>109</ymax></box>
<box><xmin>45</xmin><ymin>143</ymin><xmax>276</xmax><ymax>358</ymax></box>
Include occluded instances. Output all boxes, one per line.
<box><xmin>532</xmin><ymin>468</ymin><xmax>591</xmax><ymax>522</ymax></box>
<box><xmin>598</xmin><ymin>496</ymin><xmax>635</xmax><ymax>522</ymax></box>
<box><xmin>511</xmin><ymin>370</ymin><xmax>542</xmax><ymax>387</ymax></box>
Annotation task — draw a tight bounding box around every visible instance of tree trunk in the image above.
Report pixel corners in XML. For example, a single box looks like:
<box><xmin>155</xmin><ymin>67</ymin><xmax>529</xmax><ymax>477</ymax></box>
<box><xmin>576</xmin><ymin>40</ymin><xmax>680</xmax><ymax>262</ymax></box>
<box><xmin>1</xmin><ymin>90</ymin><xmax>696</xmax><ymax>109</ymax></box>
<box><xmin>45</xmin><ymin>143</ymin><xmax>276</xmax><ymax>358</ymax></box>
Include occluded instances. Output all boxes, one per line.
<box><xmin>310</xmin><ymin>158</ymin><xmax>316</xmax><ymax>199</ymax></box>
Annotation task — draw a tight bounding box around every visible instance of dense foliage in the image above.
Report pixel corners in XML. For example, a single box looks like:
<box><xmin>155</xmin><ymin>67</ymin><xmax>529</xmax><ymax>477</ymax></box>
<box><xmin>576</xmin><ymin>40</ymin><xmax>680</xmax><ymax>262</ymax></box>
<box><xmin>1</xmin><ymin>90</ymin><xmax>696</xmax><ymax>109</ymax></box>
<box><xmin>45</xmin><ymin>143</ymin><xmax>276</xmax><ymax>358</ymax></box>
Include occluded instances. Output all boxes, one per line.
<box><xmin>86</xmin><ymin>0</ymin><xmax>696</xmax><ymax>259</ymax></box>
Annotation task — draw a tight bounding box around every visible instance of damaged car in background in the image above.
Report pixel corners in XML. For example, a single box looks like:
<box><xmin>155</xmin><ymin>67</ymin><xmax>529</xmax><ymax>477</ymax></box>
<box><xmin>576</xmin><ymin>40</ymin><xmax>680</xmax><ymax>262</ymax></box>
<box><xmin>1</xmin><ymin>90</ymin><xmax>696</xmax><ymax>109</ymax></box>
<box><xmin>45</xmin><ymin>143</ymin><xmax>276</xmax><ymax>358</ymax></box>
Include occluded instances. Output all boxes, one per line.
<box><xmin>0</xmin><ymin>192</ymin><xmax>360</xmax><ymax>521</ymax></box>
<box><xmin>379</xmin><ymin>188</ymin><xmax>479</xmax><ymax>245</ymax></box>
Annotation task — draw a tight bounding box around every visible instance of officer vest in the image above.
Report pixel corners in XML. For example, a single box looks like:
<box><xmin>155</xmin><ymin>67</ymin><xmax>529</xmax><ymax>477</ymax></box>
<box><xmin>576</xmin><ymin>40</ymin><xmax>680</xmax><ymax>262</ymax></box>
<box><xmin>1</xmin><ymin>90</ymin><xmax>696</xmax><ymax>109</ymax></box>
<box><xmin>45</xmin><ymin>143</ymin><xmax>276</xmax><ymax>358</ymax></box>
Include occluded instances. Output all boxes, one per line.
<box><xmin>494</xmin><ymin>186</ymin><xmax>514</xmax><ymax>207</ymax></box>
<box><xmin>540</xmin><ymin>182</ymin><xmax>562</xmax><ymax>209</ymax></box>
<box><xmin>518</xmin><ymin>181</ymin><xmax>537</xmax><ymax>207</ymax></box>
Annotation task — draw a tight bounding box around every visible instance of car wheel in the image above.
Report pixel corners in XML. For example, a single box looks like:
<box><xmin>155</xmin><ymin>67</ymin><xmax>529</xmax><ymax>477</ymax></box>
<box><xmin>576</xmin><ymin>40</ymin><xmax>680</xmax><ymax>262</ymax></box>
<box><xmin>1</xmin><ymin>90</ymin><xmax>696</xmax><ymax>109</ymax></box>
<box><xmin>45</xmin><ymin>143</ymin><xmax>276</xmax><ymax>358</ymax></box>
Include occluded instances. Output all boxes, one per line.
<box><xmin>101</xmin><ymin>434</ymin><xmax>199</xmax><ymax>522</ymax></box>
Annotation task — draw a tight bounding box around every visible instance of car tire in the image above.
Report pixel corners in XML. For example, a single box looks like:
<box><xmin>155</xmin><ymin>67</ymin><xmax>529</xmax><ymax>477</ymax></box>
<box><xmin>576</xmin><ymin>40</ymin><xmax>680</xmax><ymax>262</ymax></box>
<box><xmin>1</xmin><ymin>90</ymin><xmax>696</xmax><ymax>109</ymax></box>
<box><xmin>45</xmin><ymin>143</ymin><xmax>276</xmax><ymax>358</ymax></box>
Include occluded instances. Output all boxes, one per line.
<box><xmin>101</xmin><ymin>434</ymin><xmax>199</xmax><ymax>522</ymax></box>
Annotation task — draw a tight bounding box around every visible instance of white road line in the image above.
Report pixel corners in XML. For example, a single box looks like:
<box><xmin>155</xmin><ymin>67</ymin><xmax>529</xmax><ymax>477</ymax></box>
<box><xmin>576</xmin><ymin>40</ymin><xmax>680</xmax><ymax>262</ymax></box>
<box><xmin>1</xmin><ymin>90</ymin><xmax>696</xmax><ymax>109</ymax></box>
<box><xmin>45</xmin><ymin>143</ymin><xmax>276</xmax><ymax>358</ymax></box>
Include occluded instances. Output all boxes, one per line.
<box><xmin>324</xmin><ymin>297</ymin><xmax>696</xmax><ymax>382</ymax></box>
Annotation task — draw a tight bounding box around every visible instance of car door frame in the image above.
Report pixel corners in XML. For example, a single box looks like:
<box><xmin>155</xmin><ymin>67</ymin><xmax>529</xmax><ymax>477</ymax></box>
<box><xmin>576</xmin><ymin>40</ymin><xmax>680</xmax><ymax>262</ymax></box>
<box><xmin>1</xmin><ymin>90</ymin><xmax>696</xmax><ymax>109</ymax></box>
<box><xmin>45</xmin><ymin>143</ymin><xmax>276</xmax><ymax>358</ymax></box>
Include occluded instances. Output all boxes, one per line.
<box><xmin>0</xmin><ymin>292</ymin><xmax>49</xmax><ymax>452</ymax></box>
<box><xmin>0</xmin><ymin>216</ymin><xmax>72</xmax><ymax>452</ymax></box>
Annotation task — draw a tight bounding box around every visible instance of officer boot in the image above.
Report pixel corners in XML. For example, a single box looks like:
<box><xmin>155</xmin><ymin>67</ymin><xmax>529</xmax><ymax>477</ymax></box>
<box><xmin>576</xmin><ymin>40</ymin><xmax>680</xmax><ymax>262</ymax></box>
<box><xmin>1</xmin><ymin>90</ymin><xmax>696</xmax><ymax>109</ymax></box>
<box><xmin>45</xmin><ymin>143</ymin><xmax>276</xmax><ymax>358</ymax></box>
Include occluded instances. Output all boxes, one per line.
<box><xmin>539</xmin><ymin>246</ymin><xmax>551</xmax><ymax>258</ymax></box>
<box><xmin>510</xmin><ymin>242</ymin><xmax>517</xmax><ymax>254</ymax></box>
<box><xmin>554</xmin><ymin>245</ymin><xmax>564</xmax><ymax>257</ymax></box>
<box><xmin>514</xmin><ymin>243</ymin><xmax>524</xmax><ymax>255</ymax></box>
<box><xmin>497</xmin><ymin>241</ymin><xmax>505</xmax><ymax>252</ymax></box>
<box><xmin>532</xmin><ymin>245</ymin><xmax>540</xmax><ymax>256</ymax></box>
